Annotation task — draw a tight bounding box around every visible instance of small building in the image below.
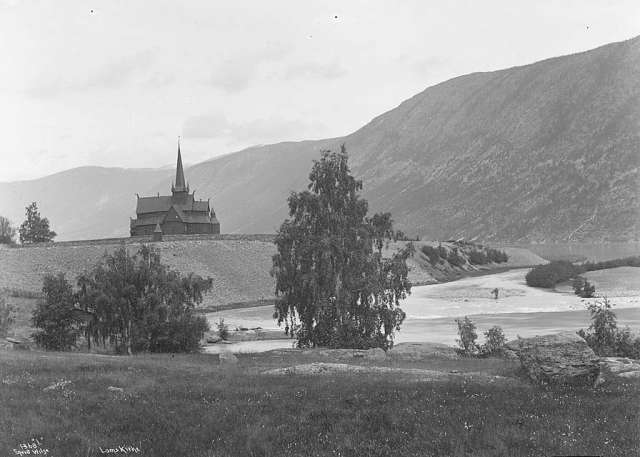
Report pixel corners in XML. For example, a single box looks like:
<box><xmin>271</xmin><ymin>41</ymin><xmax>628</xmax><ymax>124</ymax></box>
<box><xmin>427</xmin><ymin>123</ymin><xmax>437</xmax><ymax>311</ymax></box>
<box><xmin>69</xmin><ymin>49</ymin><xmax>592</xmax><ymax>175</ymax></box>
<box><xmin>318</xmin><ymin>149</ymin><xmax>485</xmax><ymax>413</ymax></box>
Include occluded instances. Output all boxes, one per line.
<box><xmin>130</xmin><ymin>144</ymin><xmax>220</xmax><ymax>236</ymax></box>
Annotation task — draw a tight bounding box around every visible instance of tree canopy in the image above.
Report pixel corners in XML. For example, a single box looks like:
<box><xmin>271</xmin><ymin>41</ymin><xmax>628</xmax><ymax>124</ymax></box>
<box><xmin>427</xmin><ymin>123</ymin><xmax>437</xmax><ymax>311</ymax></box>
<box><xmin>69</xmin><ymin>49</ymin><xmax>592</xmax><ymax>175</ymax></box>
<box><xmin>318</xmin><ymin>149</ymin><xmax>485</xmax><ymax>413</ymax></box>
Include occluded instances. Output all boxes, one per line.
<box><xmin>19</xmin><ymin>202</ymin><xmax>56</xmax><ymax>244</ymax></box>
<box><xmin>32</xmin><ymin>245</ymin><xmax>212</xmax><ymax>354</ymax></box>
<box><xmin>271</xmin><ymin>146</ymin><xmax>411</xmax><ymax>350</ymax></box>
<box><xmin>76</xmin><ymin>246</ymin><xmax>212</xmax><ymax>354</ymax></box>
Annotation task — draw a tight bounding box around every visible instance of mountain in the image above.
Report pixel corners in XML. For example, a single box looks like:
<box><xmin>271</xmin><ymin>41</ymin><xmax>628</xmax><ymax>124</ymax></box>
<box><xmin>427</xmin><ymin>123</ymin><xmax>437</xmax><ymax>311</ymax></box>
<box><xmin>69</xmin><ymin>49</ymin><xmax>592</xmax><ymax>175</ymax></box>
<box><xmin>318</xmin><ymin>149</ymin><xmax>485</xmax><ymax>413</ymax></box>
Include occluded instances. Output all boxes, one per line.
<box><xmin>1</xmin><ymin>37</ymin><xmax>638</xmax><ymax>242</ymax></box>
<box><xmin>0</xmin><ymin>167</ymin><xmax>172</xmax><ymax>240</ymax></box>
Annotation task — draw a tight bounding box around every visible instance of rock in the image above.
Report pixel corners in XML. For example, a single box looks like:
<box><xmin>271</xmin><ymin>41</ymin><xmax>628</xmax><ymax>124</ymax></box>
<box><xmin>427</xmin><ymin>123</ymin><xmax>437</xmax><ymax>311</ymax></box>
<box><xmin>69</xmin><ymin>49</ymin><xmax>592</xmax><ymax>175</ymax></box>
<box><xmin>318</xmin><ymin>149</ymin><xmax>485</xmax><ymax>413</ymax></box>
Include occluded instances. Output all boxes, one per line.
<box><xmin>389</xmin><ymin>342</ymin><xmax>459</xmax><ymax>361</ymax></box>
<box><xmin>618</xmin><ymin>371</ymin><xmax>640</xmax><ymax>379</ymax></box>
<box><xmin>505</xmin><ymin>332</ymin><xmax>600</xmax><ymax>386</ymax></box>
<box><xmin>599</xmin><ymin>357</ymin><xmax>640</xmax><ymax>375</ymax></box>
<box><xmin>303</xmin><ymin>348</ymin><xmax>387</xmax><ymax>362</ymax></box>
<box><xmin>219</xmin><ymin>352</ymin><xmax>238</xmax><ymax>365</ymax></box>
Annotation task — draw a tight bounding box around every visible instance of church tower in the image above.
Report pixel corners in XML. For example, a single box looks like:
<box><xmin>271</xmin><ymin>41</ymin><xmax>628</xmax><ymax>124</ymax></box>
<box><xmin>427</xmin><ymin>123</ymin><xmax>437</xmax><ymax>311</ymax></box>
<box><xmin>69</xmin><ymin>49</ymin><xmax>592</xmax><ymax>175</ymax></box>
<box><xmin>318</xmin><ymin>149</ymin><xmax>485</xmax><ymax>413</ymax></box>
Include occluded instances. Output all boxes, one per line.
<box><xmin>130</xmin><ymin>141</ymin><xmax>220</xmax><ymax>236</ymax></box>
<box><xmin>171</xmin><ymin>140</ymin><xmax>189</xmax><ymax>199</ymax></box>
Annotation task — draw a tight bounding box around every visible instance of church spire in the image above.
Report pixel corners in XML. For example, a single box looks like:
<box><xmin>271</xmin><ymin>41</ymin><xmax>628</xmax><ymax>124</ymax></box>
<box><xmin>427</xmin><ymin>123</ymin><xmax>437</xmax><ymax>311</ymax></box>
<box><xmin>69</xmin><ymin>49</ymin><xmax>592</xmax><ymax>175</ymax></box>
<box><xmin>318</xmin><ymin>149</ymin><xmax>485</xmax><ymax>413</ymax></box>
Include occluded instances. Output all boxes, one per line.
<box><xmin>173</xmin><ymin>138</ymin><xmax>187</xmax><ymax>193</ymax></box>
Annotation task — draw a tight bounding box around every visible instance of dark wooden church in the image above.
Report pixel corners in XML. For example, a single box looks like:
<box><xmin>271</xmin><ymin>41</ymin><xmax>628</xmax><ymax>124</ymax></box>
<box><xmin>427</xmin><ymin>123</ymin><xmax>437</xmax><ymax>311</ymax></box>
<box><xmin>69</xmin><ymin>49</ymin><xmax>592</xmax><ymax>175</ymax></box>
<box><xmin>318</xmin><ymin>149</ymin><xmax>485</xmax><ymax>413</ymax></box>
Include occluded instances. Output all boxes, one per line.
<box><xmin>130</xmin><ymin>144</ymin><xmax>220</xmax><ymax>236</ymax></box>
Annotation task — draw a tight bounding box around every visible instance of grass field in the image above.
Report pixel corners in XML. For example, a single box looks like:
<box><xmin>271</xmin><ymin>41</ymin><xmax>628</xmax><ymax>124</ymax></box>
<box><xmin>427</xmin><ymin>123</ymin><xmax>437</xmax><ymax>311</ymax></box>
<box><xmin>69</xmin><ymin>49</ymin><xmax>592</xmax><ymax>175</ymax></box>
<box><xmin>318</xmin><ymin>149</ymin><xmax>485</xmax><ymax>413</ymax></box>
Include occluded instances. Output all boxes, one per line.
<box><xmin>1</xmin><ymin>349</ymin><xmax>638</xmax><ymax>457</ymax></box>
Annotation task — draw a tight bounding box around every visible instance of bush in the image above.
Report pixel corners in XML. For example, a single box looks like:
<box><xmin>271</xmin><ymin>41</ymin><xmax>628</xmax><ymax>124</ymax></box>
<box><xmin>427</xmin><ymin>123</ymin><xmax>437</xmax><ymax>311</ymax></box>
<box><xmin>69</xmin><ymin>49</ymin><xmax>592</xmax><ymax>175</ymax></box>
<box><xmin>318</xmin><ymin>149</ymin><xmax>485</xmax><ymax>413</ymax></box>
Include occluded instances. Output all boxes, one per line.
<box><xmin>577</xmin><ymin>297</ymin><xmax>640</xmax><ymax>358</ymax></box>
<box><xmin>0</xmin><ymin>295</ymin><xmax>16</xmax><ymax>337</ymax></box>
<box><xmin>32</xmin><ymin>273</ymin><xmax>81</xmax><ymax>350</ymax></box>
<box><xmin>0</xmin><ymin>216</ymin><xmax>17</xmax><ymax>245</ymax></box>
<box><xmin>480</xmin><ymin>326</ymin><xmax>506</xmax><ymax>356</ymax></box>
<box><xmin>420</xmin><ymin>245</ymin><xmax>442</xmax><ymax>265</ymax></box>
<box><xmin>468</xmin><ymin>250</ymin><xmax>488</xmax><ymax>265</ymax></box>
<box><xmin>583</xmin><ymin>256</ymin><xmax>640</xmax><ymax>272</ymax></box>
<box><xmin>447</xmin><ymin>248</ymin><xmax>465</xmax><ymax>267</ymax></box>
<box><xmin>147</xmin><ymin>314</ymin><xmax>210</xmax><ymax>353</ymax></box>
<box><xmin>455</xmin><ymin>316</ymin><xmax>479</xmax><ymax>356</ymax></box>
<box><xmin>525</xmin><ymin>261</ymin><xmax>583</xmax><ymax>288</ymax></box>
<box><xmin>486</xmin><ymin>248</ymin><xmax>508</xmax><ymax>263</ymax></box>
<box><xmin>573</xmin><ymin>276</ymin><xmax>596</xmax><ymax>298</ymax></box>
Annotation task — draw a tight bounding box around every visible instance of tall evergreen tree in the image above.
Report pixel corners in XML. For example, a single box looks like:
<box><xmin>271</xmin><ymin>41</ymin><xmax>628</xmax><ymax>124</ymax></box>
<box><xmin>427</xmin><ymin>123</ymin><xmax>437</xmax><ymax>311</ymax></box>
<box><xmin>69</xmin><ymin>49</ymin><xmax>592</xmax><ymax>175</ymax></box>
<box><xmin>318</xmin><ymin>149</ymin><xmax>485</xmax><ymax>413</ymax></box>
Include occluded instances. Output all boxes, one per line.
<box><xmin>272</xmin><ymin>146</ymin><xmax>411</xmax><ymax>350</ymax></box>
<box><xmin>19</xmin><ymin>202</ymin><xmax>56</xmax><ymax>244</ymax></box>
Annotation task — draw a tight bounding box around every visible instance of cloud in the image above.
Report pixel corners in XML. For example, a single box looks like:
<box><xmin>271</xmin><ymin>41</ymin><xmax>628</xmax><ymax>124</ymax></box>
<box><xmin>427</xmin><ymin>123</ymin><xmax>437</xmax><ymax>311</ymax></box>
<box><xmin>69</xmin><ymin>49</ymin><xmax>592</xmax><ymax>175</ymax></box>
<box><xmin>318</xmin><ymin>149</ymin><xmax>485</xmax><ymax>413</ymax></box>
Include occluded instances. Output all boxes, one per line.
<box><xmin>28</xmin><ymin>49</ymin><xmax>171</xmax><ymax>98</ymax></box>
<box><xmin>284</xmin><ymin>61</ymin><xmax>347</xmax><ymax>80</ymax></box>
<box><xmin>182</xmin><ymin>114</ymin><xmax>327</xmax><ymax>143</ymax></box>
<box><xmin>182</xmin><ymin>114</ymin><xmax>231</xmax><ymax>139</ymax></box>
<box><xmin>208</xmin><ymin>41</ymin><xmax>291</xmax><ymax>93</ymax></box>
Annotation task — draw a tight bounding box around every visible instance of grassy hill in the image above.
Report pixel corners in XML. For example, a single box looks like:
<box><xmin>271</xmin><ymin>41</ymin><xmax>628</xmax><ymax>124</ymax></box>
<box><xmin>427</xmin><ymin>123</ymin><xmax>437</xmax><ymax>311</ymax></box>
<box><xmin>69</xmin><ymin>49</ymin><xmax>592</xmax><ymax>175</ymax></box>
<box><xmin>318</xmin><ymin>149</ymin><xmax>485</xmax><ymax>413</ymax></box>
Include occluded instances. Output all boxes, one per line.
<box><xmin>0</xmin><ymin>239</ymin><xmax>277</xmax><ymax>309</ymax></box>
<box><xmin>0</xmin><ymin>238</ymin><xmax>544</xmax><ymax>305</ymax></box>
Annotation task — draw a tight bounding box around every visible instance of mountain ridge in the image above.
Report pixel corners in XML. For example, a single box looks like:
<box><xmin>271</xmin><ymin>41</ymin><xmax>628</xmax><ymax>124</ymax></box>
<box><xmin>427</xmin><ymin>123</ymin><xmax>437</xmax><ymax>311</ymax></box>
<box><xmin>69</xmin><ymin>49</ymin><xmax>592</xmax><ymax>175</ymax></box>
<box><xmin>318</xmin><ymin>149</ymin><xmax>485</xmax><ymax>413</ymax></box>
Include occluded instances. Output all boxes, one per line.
<box><xmin>1</xmin><ymin>36</ymin><xmax>638</xmax><ymax>242</ymax></box>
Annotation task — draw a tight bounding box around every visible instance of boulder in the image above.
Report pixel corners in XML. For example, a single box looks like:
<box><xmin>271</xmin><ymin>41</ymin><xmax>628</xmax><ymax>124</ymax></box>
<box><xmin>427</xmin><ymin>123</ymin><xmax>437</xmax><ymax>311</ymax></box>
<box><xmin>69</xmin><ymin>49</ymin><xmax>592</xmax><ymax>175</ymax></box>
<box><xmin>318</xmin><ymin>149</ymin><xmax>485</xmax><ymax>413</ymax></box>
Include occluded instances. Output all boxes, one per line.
<box><xmin>303</xmin><ymin>348</ymin><xmax>387</xmax><ymax>362</ymax></box>
<box><xmin>389</xmin><ymin>342</ymin><xmax>459</xmax><ymax>361</ymax></box>
<box><xmin>505</xmin><ymin>332</ymin><xmax>600</xmax><ymax>386</ymax></box>
<box><xmin>599</xmin><ymin>357</ymin><xmax>640</xmax><ymax>381</ymax></box>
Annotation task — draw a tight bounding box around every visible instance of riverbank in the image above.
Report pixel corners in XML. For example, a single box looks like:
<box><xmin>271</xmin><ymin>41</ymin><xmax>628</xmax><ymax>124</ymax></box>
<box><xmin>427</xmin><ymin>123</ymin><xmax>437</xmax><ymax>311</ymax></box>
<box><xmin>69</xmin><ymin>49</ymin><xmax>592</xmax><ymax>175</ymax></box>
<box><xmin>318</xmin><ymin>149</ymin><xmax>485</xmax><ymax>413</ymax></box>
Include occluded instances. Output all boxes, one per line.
<box><xmin>204</xmin><ymin>267</ymin><xmax>640</xmax><ymax>352</ymax></box>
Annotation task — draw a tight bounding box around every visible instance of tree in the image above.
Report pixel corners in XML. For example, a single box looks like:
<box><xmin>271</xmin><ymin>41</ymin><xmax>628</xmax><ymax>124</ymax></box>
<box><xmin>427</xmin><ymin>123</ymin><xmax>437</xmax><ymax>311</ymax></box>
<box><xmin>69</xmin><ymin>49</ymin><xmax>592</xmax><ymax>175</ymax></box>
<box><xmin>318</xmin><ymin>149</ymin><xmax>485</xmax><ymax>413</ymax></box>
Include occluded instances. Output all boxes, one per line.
<box><xmin>0</xmin><ymin>216</ymin><xmax>17</xmax><ymax>245</ymax></box>
<box><xmin>19</xmin><ymin>202</ymin><xmax>56</xmax><ymax>244</ymax></box>
<box><xmin>455</xmin><ymin>316</ymin><xmax>479</xmax><ymax>356</ymax></box>
<box><xmin>32</xmin><ymin>273</ymin><xmax>80</xmax><ymax>350</ymax></box>
<box><xmin>481</xmin><ymin>325</ymin><xmax>506</xmax><ymax>355</ymax></box>
<box><xmin>271</xmin><ymin>146</ymin><xmax>412</xmax><ymax>350</ymax></box>
<box><xmin>77</xmin><ymin>245</ymin><xmax>211</xmax><ymax>354</ymax></box>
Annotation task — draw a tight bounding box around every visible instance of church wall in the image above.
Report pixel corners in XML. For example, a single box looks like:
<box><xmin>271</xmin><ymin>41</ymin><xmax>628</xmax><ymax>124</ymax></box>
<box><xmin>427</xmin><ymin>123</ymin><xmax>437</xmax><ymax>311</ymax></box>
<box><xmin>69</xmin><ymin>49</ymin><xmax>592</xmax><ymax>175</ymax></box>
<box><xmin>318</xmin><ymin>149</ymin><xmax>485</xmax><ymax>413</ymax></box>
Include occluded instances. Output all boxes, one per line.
<box><xmin>162</xmin><ymin>221</ymin><xmax>188</xmax><ymax>235</ymax></box>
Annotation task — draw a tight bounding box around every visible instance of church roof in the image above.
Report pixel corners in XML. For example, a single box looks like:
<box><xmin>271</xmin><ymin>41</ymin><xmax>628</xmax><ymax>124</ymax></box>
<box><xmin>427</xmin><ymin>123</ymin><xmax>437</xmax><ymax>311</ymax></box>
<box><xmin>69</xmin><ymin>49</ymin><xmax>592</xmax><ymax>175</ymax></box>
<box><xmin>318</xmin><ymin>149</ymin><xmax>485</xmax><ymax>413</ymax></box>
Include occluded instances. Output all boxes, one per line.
<box><xmin>136</xmin><ymin>194</ymin><xmax>210</xmax><ymax>214</ymax></box>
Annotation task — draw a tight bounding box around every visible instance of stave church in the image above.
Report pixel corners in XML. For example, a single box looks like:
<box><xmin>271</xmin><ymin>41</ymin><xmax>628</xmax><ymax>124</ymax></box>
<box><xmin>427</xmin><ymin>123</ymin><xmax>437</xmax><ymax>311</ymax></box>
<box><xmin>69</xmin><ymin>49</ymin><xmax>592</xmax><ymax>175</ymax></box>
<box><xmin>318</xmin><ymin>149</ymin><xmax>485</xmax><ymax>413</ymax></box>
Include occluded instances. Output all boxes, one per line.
<box><xmin>130</xmin><ymin>143</ymin><xmax>220</xmax><ymax>236</ymax></box>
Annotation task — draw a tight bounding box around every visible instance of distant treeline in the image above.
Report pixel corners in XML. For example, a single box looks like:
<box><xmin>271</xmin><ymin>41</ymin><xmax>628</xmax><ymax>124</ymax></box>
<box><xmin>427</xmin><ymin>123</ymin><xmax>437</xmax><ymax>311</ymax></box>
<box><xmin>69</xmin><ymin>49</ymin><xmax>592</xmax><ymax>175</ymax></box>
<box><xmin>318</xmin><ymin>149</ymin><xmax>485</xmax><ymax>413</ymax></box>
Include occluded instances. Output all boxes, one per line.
<box><xmin>525</xmin><ymin>256</ymin><xmax>640</xmax><ymax>288</ymax></box>
<box><xmin>420</xmin><ymin>242</ymin><xmax>508</xmax><ymax>267</ymax></box>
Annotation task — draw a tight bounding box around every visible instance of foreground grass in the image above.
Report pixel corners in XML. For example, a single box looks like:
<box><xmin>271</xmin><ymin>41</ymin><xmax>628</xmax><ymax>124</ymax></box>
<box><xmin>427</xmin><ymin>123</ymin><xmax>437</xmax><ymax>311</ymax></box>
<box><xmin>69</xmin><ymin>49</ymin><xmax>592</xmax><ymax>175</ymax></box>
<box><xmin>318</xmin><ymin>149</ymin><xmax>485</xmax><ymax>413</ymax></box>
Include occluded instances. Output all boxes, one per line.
<box><xmin>1</xmin><ymin>350</ymin><xmax>638</xmax><ymax>457</ymax></box>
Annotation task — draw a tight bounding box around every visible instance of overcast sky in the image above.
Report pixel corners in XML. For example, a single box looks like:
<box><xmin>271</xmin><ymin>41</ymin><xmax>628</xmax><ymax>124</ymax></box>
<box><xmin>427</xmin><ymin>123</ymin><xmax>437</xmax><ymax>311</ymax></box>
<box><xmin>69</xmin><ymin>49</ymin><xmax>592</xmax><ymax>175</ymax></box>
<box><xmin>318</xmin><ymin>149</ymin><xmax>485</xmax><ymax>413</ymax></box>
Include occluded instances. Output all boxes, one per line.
<box><xmin>0</xmin><ymin>0</ymin><xmax>638</xmax><ymax>182</ymax></box>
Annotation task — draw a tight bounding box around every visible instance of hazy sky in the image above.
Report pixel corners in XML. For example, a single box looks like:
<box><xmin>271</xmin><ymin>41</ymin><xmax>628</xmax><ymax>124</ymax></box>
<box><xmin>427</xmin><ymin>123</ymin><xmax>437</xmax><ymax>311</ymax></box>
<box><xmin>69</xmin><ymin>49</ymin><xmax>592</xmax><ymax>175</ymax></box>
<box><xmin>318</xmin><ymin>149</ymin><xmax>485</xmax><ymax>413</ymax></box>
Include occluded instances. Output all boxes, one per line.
<box><xmin>1</xmin><ymin>0</ymin><xmax>638</xmax><ymax>182</ymax></box>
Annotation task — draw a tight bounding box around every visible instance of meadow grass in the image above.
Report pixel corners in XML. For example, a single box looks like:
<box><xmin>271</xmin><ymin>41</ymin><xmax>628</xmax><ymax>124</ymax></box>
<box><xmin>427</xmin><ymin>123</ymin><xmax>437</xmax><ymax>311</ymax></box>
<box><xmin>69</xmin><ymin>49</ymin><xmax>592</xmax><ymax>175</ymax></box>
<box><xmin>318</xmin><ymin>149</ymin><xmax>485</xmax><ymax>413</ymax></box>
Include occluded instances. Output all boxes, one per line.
<box><xmin>1</xmin><ymin>350</ymin><xmax>638</xmax><ymax>457</ymax></box>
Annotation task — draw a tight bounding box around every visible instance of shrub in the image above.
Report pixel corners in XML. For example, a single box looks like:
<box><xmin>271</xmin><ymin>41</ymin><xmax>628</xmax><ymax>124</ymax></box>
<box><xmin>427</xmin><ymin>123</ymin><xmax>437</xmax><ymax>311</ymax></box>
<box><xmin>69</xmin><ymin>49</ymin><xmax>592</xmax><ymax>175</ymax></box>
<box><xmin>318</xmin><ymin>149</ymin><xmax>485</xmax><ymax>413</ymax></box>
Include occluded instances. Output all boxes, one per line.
<box><xmin>486</xmin><ymin>248</ymin><xmax>508</xmax><ymax>263</ymax></box>
<box><xmin>447</xmin><ymin>248</ymin><xmax>465</xmax><ymax>267</ymax></box>
<box><xmin>0</xmin><ymin>215</ymin><xmax>17</xmax><ymax>245</ymax></box>
<box><xmin>577</xmin><ymin>297</ymin><xmax>640</xmax><ymax>358</ymax></box>
<box><xmin>0</xmin><ymin>295</ymin><xmax>16</xmax><ymax>337</ymax></box>
<box><xmin>148</xmin><ymin>314</ymin><xmax>210</xmax><ymax>353</ymax></box>
<box><xmin>583</xmin><ymin>256</ymin><xmax>640</xmax><ymax>272</ymax></box>
<box><xmin>468</xmin><ymin>250</ymin><xmax>488</xmax><ymax>265</ymax></box>
<box><xmin>420</xmin><ymin>245</ymin><xmax>442</xmax><ymax>265</ymax></box>
<box><xmin>480</xmin><ymin>326</ymin><xmax>506</xmax><ymax>356</ymax></box>
<box><xmin>525</xmin><ymin>261</ymin><xmax>583</xmax><ymax>288</ymax></box>
<box><xmin>217</xmin><ymin>318</ymin><xmax>229</xmax><ymax>340</ymax></box>
<box><xmin>455</xmin><ymin>316</ymin><xmax>479</xmax><ymax>356</ymax></box>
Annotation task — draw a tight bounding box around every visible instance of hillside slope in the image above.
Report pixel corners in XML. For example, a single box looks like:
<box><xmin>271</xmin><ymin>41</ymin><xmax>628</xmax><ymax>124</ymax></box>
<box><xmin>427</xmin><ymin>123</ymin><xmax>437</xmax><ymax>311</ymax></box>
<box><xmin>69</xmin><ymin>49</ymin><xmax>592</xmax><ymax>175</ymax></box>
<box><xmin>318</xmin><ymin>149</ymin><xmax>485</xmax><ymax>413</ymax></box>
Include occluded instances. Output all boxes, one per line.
<box><xmin>1</xmin><ymin>37</ymin><xmax>638</xmax><ymax>241</ymax></box>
